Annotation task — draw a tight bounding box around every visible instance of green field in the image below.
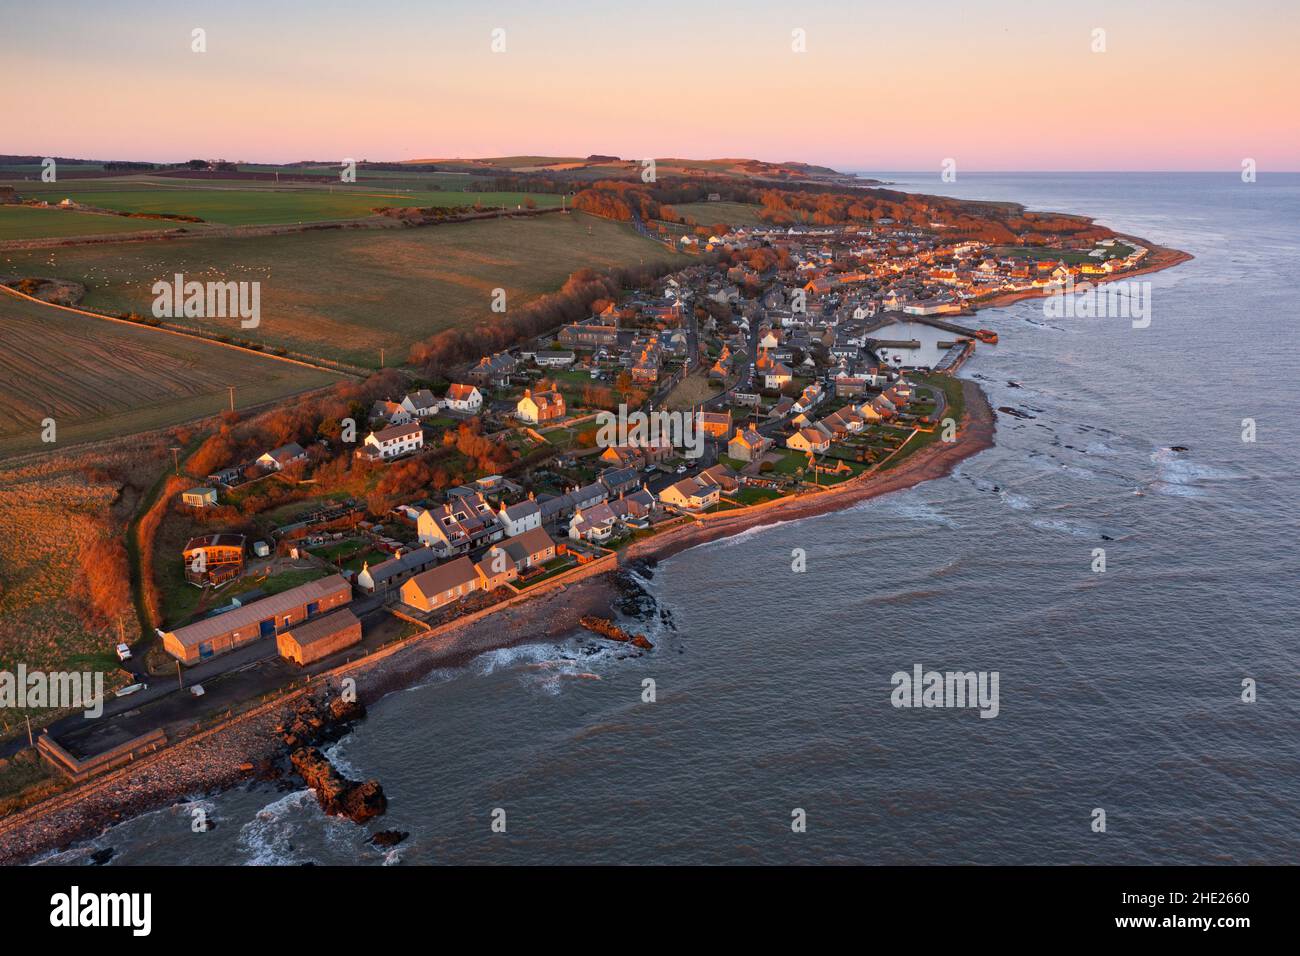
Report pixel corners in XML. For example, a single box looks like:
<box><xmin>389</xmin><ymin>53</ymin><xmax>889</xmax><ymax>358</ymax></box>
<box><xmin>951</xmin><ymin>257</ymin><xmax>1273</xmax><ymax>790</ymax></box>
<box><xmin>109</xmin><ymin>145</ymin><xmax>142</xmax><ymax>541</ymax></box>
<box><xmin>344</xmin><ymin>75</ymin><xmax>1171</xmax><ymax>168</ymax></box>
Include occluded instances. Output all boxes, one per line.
<box><xmin>0</xmin><ymin>205</ymin><xmax>168</xmax><ymax>240</ymax></box>
<box><xmin>672</xmin><ymin>201</ymin><xmax>769</xmax><ymax>228</ymax></box>
<box><xmin>1</xmin><ymin>179</ymin><xmax>561</xmax><ymax>228</ymax></box>
<box><xmin>0</xmin><ymin>294</ymin><xmax>341</xmax><ymax>459</ymax></box>
<box><xmin>0</xmin><ymin>213</ymin><xmax>686</xmax><ymax>367</ymax></box>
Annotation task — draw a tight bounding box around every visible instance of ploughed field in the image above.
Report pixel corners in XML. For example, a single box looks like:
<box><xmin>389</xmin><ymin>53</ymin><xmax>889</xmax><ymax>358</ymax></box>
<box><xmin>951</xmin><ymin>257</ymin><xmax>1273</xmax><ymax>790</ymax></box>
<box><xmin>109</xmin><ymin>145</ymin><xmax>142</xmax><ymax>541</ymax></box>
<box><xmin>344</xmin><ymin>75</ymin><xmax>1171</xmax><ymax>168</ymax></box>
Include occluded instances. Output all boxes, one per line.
<box><xmin>0</xmin><ymin>213</ymin><xmax>686</xmax><ymax>367</ymax></box>
<box><xmin>0</xmin><ymin>294</ymin><xmax>340</xmax><ymax>459</ymax></box>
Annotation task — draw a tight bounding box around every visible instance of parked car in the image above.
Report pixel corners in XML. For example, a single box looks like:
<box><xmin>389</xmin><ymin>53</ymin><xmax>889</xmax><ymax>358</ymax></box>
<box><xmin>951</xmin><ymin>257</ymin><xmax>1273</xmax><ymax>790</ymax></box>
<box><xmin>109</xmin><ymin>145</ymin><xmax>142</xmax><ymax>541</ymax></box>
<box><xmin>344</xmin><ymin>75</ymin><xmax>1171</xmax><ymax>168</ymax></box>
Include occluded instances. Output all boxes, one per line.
<box><xmin>115</xmin><ymin>643</ymin><xmax>132</xmax><ymax>662</ymax></box>
<box><xmin>675</xmin><ymin>465</ymin><xmax>688</xmax><ymax>474</ymax></box>
<box><xmin>115</xmin><ymin>682</ymin><xmax>148</xmax><ymax>698</ymax></box>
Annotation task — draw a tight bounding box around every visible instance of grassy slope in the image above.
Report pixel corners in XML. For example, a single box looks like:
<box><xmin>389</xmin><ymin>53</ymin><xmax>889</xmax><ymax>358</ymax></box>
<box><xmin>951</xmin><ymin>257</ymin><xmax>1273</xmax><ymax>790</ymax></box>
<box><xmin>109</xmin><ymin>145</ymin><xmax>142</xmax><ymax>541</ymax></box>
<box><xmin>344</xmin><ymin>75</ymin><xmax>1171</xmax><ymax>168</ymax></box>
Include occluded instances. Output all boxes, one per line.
<box><xmin>0</xmin><ymin>213</ymin><xmax>687</xmax><ymax>367</ymax></box>
<box><xmin>0</xmin><ymin>294</ymin><xmax>340</xmax><ymax>459</ymax></box>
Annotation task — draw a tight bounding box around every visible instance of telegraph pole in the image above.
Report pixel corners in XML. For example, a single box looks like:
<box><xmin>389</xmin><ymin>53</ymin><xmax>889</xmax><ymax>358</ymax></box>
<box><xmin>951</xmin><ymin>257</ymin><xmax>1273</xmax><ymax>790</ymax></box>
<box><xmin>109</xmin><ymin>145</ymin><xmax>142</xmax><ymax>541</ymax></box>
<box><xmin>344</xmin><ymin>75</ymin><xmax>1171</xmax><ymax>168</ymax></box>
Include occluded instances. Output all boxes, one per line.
<box><xmin>227</xmin><ymin>386</ymin><xmax>235</xmax><ymax>412</ymax></box>
<box><xmin>170</xmin><ymin>445</ymin><xmax>181</xmax><ymax>475</ymax></box>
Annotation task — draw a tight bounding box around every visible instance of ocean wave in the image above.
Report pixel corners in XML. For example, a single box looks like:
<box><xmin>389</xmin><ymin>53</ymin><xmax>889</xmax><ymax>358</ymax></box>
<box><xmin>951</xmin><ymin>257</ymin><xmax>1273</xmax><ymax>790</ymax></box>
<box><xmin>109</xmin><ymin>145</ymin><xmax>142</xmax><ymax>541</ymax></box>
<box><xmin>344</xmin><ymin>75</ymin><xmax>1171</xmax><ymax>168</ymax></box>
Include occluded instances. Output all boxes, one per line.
<box><xmin>1030</xmin><ymin>517</ymin><xmax>1098</xmax><ymax>538</ymax></box>
<box><xmin>854</xmin><ymin>495</ymin><xmax>959</xmax><ymax>529</ymax></box>
<box><xmin>999</xmin><ymin>490</ymin><xmax>1032</xmax><ymax>510</ymax></box>
<box><xmin>691</xmin><ymin>517</ymin><xmax>797</xmax><ymax>550</ymax></box>
<box><xmin>237</xmin><ymin>789</ymin><xmax>318</xmax><ymax>866</ymax></box>
<box><xmin>323</xmin><ymin>740</ymin><xmax>362</xmax><ymax>780</ymax></box>
<box><xmin>1146</xmin><ymin>447</ymin><xmax>1235</xmax><ymax>497</ymax></box>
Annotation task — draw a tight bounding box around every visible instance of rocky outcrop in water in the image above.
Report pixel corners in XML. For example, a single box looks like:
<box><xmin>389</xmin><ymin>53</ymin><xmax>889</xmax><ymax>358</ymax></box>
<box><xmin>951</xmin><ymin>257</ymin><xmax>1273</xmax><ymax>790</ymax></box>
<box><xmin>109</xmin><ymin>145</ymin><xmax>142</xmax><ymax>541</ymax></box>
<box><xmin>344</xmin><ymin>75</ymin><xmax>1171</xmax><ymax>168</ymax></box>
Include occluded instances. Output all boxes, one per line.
<box><xmin>289</xmin><ymin>747</ymin><xmax>387</xmax><ymax>823</ymax></box>
<box><xmin>579</xmin><ymin>615</ymin><xmax>654</xmax><ymax>650</ymax></box>
<box><xmin>368</xmin><ymin>829</ymin><xmax>409</xmax><ymax>848</ymax></box>
<box><xmin>277</xmin><ymin>692</ymin><xmax>385</xmax><ymax>824</ymax></box>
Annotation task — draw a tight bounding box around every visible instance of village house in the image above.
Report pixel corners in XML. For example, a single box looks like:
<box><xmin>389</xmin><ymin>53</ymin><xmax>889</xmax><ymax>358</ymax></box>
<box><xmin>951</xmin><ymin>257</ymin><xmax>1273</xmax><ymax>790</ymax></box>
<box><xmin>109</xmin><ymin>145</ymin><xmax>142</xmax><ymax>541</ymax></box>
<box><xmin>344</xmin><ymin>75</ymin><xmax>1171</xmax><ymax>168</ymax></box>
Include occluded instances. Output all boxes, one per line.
<box><xmin>793</xmin><ymin>382</ymin><xmax>825</xmax><ymax>413</ymax></box>
<box><xmin>355</xmin><ymin>547</ymin><xmax>439</xmax><ymax>595</ymax></box>
<box><xmin>468</xmin><ymin>352</ymin><xmax>517</xmax><ymax>387</ymax></box>
<box><xmin>787</xmin><ymin>427</ymin><xmax>832</xmax><ymax>453</ymax></box>
<box><xmin>598</xmin><ymin>465</ymin><xmax>640</xmax><ymax>497</ymax></box>
<box><xmin>444</xmin><ymin>383</ymin><xmax>483</xmax><ymax>414</ymax></box>
<box><xmin>475</xmin><ymin>526</ymin><xmax>559</xmax><ymax>587</ymax></box>
<box><xmin>569</xmin><ymin>491</ymin><xmax>654</xmax><ymax>542</ymax></box>
<box><xmin>276</xmin><ymin>608</ymin><xmax>363</xmax><ymax>666</ymax></box>
<box><xmin>534</xmin><ymin>349</ymin><xmax>575</xmax><ymax>368</ymax></box>
<box><xmin>569</xmin><ymin>502</ymin><xmax>620</xmax><ymax>542</ymax></box>
<box><xmin>697</xmin><ymin>409</ymin><xmax>732</xmax><ymax>439</ymax></box>
<box><xmin>358</xmin><ymin>420</ymin><xmax>423</xmax><ymax>461</ymax></box>
<box><xmin>181</xmin><ymin>486</ymin><xmax>218</xmax><ymax>509</ymax></box>
<box><xmin>497</xmin><ymin>495</ymin><xmax>542</xmax><ymax>537</ymax></box>
<box><xmin>558</xmin><ymin>319</ymin><xmax>619</xmax><ymax>349</ymax></box>
<box><xmin>257</xmin><ymin>442</ymin><xmax>306</xmax><ymax>472</ymax></box>
<box><xmin>162</xmin><ymin>574</ymin><xmax>352</xmax><ymax>664</ymax></box>
<box><xmin>727</xmin><ymin>426</ymin><xmax>772</xmax><ymax>462</ymax></box>
<box><xmin>400</xmin><ymin>557</ymin><xmax>481</xmax><ymax>613</ymax></box>
<box><xmin>598</xmin><ymin>438</ymin><xmax>673</xmax><ymax>470</ymax></box>
<box><xmin>658</xmin><ymin>474</ymin><xmax>722</xmax><ymax>512</ymax></box>
<box><xmin>835</xmin><ymin>376</ymin><xmax>868</xmax><ymax>398</ymax></box>
<box><xmin>417</xmin><ymin>491</ymin><xmax>504</xmax><ymax>553</ymax></box>
<box><xmin>697</xmin><ymin>464</ymin><xmax>739</xmax><ymax>494</ymax></box>
<box><xmin>182</xmin><ymin>533</ymin><xmax>246</xmax><ymax>587</ymax></box>
<box><xmin>571</xmin><ymin>481</ymin><xmax>609</xmax><ymax>511</ymax></box>
<box><xmin>516</xmin><ymin>386</ymin><xmax>566</xmax><ymax>424</ymax></box>
<box><xmin>820</xmin><ymin>406</ymin><xmax>866</xmax><ymax>437</ymax></box>
<box><xmin>400</xmin><ymin>389</ymin><xmax>442</xmax><ymax>417</ymax></box>
<box><xmin>370</xmin><ymin>399</ymin><xmax>412</xmax><ymax>425</ymax></box>
<box><xmin>757</xmin><ymin>353</ymin><xmax>793</xmax><ymax>390</ymax></box>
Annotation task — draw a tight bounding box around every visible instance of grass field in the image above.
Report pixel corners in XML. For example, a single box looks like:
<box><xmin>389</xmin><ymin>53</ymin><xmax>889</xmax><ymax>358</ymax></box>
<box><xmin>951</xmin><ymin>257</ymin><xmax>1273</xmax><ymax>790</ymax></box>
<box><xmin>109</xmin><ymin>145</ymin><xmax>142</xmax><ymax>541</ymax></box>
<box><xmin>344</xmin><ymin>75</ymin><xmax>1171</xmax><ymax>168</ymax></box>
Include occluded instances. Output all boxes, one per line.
<box><xmin>672</xmin><ymin>201</ymin><xmax>769</xmax><ymax>228</ymax></box>
<box><xmin>0</xmin><ymin>294</ymin><xmax>341</xmax><ymax>459</ymax></box>
<box><xmin>1</xmin><ymin>179</ymin><xmax>561</xmax><ymax>228</ymax></box>
<box><xmin>0</xmin><ymin>205</ymin><xmax>165</xmax><ymax>240</ymax></box>
<box><xmin>0</xmin><ymin>213</ymin><xmax>686</xmax><ymax>367</ymax></box>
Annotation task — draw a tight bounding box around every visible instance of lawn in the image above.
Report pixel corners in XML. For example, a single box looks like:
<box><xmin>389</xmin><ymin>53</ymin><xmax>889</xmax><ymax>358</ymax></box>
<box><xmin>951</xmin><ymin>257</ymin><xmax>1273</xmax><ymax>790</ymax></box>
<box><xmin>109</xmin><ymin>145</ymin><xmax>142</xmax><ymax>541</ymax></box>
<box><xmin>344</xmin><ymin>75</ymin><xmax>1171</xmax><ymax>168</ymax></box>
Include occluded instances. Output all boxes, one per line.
<box><xmin>3</xmin><ymin>179</ymin><xmax>561</xmax><ymax>227</ymax></box>
<box><xmin>0</xmin><ymin>294</ymin><xmax>341</xmax><ymax>460</ymax></box>
<box><xmin>731</xmin><ymin>486</ymin><xmax>783</xmax><ymax>505</ymax></box>
<box><xmin>0</xmin><ymin>205</ymin><xmax>167</xmax><ymax>241</ymax></box>
<box><xmin>0</xmin><ymin>213</ymin><xmax>686</xmax><ymax>367</ymax></box>
<box><xmin>770</xmin><ymin>449</ymin><xmax>810</xmax><ymax>475</ymax></box>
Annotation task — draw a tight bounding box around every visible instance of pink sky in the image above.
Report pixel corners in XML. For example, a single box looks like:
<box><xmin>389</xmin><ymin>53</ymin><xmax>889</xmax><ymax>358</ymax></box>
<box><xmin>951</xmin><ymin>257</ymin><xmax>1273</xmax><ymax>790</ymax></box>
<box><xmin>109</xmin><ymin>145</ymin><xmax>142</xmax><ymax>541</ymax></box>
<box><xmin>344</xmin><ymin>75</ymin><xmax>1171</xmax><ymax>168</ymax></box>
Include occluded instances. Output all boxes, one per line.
<box><xmin>6</xmin><ymin>1</ymin><xmax>1298</xmax><ymax>170</ymax></box>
